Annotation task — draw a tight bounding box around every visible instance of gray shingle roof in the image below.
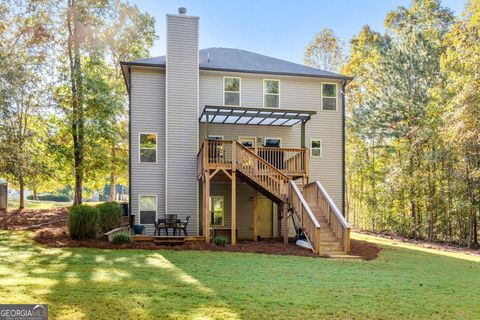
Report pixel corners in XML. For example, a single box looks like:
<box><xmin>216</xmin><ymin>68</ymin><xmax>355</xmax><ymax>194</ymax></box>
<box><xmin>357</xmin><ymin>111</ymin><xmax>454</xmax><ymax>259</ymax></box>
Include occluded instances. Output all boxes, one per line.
<box><xmin>126</xmin><ymin>47</ymin><xmax>351</xmax><ymax>80</ymax></box>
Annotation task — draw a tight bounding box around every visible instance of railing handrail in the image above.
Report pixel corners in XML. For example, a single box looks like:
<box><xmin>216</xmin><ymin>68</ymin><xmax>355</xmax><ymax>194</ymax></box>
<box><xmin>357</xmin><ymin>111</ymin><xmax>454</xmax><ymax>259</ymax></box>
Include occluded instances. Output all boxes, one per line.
<box><xmin>235</xmin><ymin>141</ymin><xmax>290</xmax><ymax>182</ymax></box>
<box><xmin>311</xmin><ymin>181</ymin><xmax>349</xmax><ymax>228</ymax></box>
<box><xmin>290</xmin><ymin>181</ymin><xmax>320</xmax><ymax>228</ymax></box>
<box><xmin>197</xmin><ymin>140</ymin><xmax>205</xmax><ymax>157</ymax></box>
<box><xmin>254</xmin><ymin>147</ymin><xmax>307</xmax><ymax>153</ymax></box>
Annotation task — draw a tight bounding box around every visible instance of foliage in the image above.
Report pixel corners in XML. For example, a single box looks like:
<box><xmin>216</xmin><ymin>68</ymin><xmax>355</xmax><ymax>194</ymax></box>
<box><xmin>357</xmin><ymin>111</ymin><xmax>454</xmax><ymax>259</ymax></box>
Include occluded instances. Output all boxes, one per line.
<box><xmin>96</xmin><ymin>201</ymin><xmax>123</xmax><ymax>232</ymax></box>
<box><xmin>26</xmin><ymin>194</ymin><xmax>71</xmax><ymax>202</ymax></box>
<box><xmin>213</xmin><ymin>236</ymin><xmax>228</xmax><ymax>246</ymax></box>
<box><xmin>68</xmin><ymin>205</ymin><xmax>99</xmax><ymax>239</ymax></box>
<box><xmin>304</xmin><ymin>28</ymin><xmax>345</xmax><ymax>72</ymax></box>
<box><xmin>110</xmin><ymin>232</ymin><xmax>132</xmax><ymax>244</ymax></box>
<box><xmin>1</xmin><ymin>230</ymin><xmax>480</xmax><ymax>319</ymax></box>
<box><xmin>342</xmin><ymin>0</ymin><xmax>479</xmax><ymax>247</ymax></box>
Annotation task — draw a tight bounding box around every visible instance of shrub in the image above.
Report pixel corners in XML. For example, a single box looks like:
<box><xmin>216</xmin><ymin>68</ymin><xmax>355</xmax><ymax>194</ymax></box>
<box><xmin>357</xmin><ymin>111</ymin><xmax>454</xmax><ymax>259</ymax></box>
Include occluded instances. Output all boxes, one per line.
<box><xmin>111</xmin><ymin>232</ymin><xmax>132</xmax><ymax>244</ymax></box>
<box><xmin>27</xmin><ymin>194</ymin><xmax>71</xmax><ymax>202</ymax></box>
<box><xmin>68</xmin><ymin>205</ymin><xmax>99</xmax><ymax>239</ymax></box>
<box><xmin>96</xmin><ymin>202</ymin><xmax>123</xmax><ymax>233</ymax></box>
<box><xmin>213</xmin><ymin>236</ymin><xmax>228</xmax><ymax>246</ymax></box>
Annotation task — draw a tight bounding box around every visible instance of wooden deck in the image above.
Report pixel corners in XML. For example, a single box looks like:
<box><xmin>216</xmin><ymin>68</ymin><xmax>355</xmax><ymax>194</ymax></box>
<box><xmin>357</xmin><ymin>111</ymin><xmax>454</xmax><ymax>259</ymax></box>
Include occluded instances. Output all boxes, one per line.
<box><xmin>132</xmin><ymin>235</ymin><xmax>205</xmax><ymax>245</ymax></box>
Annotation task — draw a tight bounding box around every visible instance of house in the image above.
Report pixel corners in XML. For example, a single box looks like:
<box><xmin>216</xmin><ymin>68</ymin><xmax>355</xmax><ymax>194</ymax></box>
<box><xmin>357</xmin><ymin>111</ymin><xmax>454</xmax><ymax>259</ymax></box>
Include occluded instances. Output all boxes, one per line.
<box><xmin>120</xmin><ymin>8</ymin><xmax>352</xmax><ymax>255</ymax></box>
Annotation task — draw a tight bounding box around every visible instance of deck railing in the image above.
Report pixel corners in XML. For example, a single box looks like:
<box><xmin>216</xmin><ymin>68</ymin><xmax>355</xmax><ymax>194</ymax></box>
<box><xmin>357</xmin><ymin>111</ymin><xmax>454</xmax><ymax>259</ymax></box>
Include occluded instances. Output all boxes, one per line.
<box><xmin>253</xmin><ymin>147</ymin><xmax>308</xmax><ymax>177</ymax></box>
<box><xmin>235</xmin><ymin>142</ymin><xmax>290</xmax><ymax>198</ymax></box>
<box><xmin>303</xmin><ymin>181</ymin><xmax>350</xmax><ymax>254</ymax></box>
<box><xmin>288</xmin><ymin>181</ymin><xmax>321</xmax><ymax>254</ymax></box>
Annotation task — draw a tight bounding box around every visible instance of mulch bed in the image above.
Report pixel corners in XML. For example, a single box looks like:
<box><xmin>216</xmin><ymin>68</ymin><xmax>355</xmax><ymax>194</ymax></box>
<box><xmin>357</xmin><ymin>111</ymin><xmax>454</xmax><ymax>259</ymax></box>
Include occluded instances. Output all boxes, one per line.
<box><xmin>0</xmin><ymin>208</ymin><xmax>381</xmax><ymax>260</ymax></box>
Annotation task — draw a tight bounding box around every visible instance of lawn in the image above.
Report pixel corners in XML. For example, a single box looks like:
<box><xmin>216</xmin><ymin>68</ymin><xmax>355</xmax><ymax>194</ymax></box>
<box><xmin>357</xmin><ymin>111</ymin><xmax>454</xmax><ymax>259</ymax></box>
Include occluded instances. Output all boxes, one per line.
<box><xmin>0</xmin><ymin>231</ymin><xmax>478</xmax><ymax>319</ymax></box>
<box><xmin>7</xmin><ymin>198</ymin><xmax>71</xmax><ymax>209</ymax></box>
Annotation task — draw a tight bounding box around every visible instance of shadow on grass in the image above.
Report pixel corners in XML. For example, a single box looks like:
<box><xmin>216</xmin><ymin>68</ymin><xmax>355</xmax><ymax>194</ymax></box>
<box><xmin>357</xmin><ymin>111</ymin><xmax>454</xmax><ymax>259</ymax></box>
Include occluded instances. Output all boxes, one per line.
<box><xmin>1</xmin><ymin>230</ymin><xmax>479</xmax><ymax>319</ymax></box>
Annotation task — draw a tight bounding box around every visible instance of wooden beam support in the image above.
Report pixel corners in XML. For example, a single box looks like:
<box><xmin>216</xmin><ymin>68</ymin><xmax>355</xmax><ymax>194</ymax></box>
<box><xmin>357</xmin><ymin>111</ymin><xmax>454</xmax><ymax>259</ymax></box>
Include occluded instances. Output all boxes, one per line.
<box><xmin>204</xmin><ymin>171</ymin><xmax>210</xmax><ymax>243</ymax></box>
<box><xmin>283</xmin><ymin>202</ymin><xmax>288</xmax><ymax>244</ymax></box>
<box><xmin>301</xmin><ymin>120</ymin><xmax>306</xmax><ymax>149</ymax></box>
<box><xmin>253</xmin><ymin>191</ymin><xmax>258</xmax><ymax>241</ymax></box>
<box><xmin>231</xmin><ymin>171</ymin><xmax>237</xmax><ymax>245</ymax></box>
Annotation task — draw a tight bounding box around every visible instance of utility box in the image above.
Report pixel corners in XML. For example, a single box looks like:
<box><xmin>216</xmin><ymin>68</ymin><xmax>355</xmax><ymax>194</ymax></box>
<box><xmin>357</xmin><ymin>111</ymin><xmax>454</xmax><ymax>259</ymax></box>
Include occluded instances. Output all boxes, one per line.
<box><xmin>0</xmin><ymin>179</ymin><xmax>7</xmax><ymax>211</ymax></box>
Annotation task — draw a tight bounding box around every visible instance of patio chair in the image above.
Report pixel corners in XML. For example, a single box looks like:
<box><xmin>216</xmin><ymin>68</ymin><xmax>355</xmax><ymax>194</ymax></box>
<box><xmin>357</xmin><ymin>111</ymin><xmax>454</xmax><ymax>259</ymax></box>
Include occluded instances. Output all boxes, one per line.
<box><xmin>153</xmin><ymin>218</ymin><xmax>166</xmax><ymax>236</ymax></box>
<box><xmin>177</xmin><ymin>216</ymin><xmax>190</xmax><ymax>236</ymax></box>
<box><xmin>165</xmin><ymin>214</ymin><xmax>179</xmax><ymax>236</ymax></box>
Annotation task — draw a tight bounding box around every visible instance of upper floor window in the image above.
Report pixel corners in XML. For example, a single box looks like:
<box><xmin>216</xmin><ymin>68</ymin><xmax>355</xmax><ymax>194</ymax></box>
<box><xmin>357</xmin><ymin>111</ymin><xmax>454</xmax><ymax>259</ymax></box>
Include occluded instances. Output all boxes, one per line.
<box><xmin>322</xmin><ymin>83</ymin><xmax>337</xmax><ymax>111</ymax></box>
<box><xmin>224</xmin><ymin>77</ymin><xmax>240</xmax><ymax>106</ymax></box>
<box><xmin>139</xmin><ymin>133</ymin><xmax>157</xmax><ymax>163</ymax></box>
<box><xmin>310</xmin><ymin>139</ymin><xmax>322</xmax><ymax>157</ymax></box>
<box><xmin>263</xmin><ymin>79</ymin><xmax>280</xmax><ymax>108</ymax></box>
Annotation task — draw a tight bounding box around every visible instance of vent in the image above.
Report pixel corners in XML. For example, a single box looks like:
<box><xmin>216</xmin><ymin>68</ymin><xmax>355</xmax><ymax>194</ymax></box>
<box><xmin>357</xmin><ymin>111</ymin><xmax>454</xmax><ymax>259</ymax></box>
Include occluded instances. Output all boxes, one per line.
<box><xmin>178</xmin><ymin>7</ymin><xmax>187</xmax><ymax>15</ymax></box>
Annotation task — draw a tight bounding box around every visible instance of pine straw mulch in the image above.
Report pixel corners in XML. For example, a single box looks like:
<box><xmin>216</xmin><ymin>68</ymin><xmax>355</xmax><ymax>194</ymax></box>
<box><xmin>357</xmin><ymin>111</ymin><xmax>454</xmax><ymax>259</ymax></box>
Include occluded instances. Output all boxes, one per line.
<box><xmin>0</xmin><ymin>208</ymin><xmax>381</xmax><ymax>260</ymax></box>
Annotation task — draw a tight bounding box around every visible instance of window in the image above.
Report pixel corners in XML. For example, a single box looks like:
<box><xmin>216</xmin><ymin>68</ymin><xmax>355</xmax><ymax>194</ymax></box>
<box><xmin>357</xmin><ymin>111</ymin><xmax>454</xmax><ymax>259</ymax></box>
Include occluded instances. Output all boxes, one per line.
<box><xmin>239</xmin><ymin>137</ymin><xmax>256</xmax><ymax>148</ymax></box>
<box><xmin>263</xmin><ymin>79</ymin><xmax>280</xmax><ymax>108</ymax></box>
<box><xmin>264</xmin><ymin>138</ymin><xmax>282</xmax><ymax>148</ymax></box>
<box><xmin>139</xmin><ymin>195</ymin><xmax>157</xmax><ymax>224</ymax></box>
<box><xmin>224</xmin><ymin>77</ymin><xmax>240</xmax><ymax>106</ymax></box>
<box><xmin>322</xmin><ymin>83</ymin><xmax>337</xmax><ymax>111</ymax></box>
<box><xmin>208</xmin><ymin>135</ymin><xmax>224</xmax><ymax>140</ymax></box>
<box><xmin>139</xmin><ymin>133</ymin><xmax>157</xmax><ymax>163</ymax></box>
<box><xmin>310</xmin><ymin>139</ymin><xmax>322</xmax><ymax>157</ymax></box>
<box><xmin>210</xmin><ymin>196</ymin><xmax>224</xmax><ymax>226</ymax></box>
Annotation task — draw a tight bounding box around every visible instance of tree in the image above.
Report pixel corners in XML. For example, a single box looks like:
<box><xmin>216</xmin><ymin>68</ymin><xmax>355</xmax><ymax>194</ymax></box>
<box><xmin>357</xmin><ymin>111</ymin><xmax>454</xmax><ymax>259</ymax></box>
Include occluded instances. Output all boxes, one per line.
<box><xmin>304</xmin><ymin>28</ymin><xmax>345</xmax><ymax>72</ymax></box>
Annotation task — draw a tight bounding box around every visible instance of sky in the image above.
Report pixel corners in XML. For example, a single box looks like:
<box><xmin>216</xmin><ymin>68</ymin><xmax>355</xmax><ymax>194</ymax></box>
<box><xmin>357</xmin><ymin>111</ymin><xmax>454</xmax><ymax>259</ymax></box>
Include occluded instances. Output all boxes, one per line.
<box><xmin>132</xmin><ymin>0</ymin><xmax>466</xmax><ymax>64</ymax></box>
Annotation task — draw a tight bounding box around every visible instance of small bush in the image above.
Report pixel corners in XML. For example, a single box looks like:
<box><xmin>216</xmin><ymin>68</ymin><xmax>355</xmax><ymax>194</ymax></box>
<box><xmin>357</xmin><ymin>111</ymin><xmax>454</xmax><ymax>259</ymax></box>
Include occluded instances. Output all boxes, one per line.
<box><xmin>68</xmin><ymin>205</ymin><xmax>99</xmax><ymax>239</ymax></box>
<box><xmin>96</xmin><ymin>202</ymin><xmax>123</xmax><ymax>233</ymax></box>
<box><xmin>27</xmin><ymin>194</ymin><xmax>71</xmax><ymax>202</ymax></box>
<box><xmin>213</xmin><ymin>236</ymin><xmax>228</xmax><ymax>246</ymax></box>
<box><xmin>111</xmin><ymin>232</ymin><xmax>132</xmax><ymax>244</ymax></box>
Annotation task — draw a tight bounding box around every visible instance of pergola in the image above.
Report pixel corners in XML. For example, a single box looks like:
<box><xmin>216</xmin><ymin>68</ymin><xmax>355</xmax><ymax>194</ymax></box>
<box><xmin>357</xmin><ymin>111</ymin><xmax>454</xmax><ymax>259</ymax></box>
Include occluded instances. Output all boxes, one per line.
<box><xmin>199</xmin><ymin>105</ymin><xmax>317</xmax><ymax>148</ymax></box>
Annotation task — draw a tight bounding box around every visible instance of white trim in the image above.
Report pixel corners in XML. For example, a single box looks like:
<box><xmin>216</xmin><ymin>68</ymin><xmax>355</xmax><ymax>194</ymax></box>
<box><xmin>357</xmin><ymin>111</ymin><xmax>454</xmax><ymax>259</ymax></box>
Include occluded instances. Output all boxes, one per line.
<box><xmin>223</xmin><ymin>76</ymin><xmax>241</xmax><ymax>106</ymax></box>
<box><xmin>138</xmin><ymin>194</ymin><xmax>158</xmax><ymax>225</ymax></box>
<box><xmin>138</xmin><ymin>132</ymin><xmax>158</xmax><ymax>163</ymax></box>
<box><xmin>238</xmin><ymin>136</ymin><xmax>256</xmax><ymax>147</ymax></box>
<box><xmin>263</xmin><ymin>79</ymin><xmax>280</xmax><ymax>108</ymax></box>
<box><xmin>310</xmin><ymin>138</ymin><xmax>323</xmax><ymax>157</ymax></box>
<box><xmin>321</xmin><ymin>82</ymin><xmax>338</xmax><ymax>111</ymax></box>
<box><xmin>264</xmin><ymin>137</ymin><xmax>282</xmax><ymax>147</ymax></box>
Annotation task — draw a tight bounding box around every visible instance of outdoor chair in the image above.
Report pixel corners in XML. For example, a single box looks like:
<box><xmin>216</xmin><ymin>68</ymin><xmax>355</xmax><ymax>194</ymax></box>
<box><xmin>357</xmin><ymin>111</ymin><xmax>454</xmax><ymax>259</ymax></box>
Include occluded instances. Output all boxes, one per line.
<box><xmin>177</xmin><ymin>216</ymin><xmax>190</xmax><ymax>236</ymax></box>
<box><xmin>165</xmin><ymin>214</ymin><xmax>179</xmax><ymax>236</ymax></box>
<box><xmin>153</xmin><ymin>218</ymin><xmax>166</xmax><ymax>236</ymax></box>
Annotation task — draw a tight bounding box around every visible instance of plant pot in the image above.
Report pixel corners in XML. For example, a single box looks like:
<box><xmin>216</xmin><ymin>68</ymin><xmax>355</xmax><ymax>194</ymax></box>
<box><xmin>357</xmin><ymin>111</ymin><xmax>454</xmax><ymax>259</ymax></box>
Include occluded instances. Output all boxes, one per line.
<box><xmin>133</xmin><ymin>225</ymin><xmax>144</xmax><ymax>235</ymax></box>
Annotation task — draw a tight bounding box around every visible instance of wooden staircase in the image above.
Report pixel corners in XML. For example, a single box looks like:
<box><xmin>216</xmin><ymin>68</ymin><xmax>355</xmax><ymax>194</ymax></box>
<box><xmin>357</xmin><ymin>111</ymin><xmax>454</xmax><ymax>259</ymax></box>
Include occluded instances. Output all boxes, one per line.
<box><xmin>197</xmin><ymin>139</ymin><xmax>350</xmax><ymax>256</ymax></box>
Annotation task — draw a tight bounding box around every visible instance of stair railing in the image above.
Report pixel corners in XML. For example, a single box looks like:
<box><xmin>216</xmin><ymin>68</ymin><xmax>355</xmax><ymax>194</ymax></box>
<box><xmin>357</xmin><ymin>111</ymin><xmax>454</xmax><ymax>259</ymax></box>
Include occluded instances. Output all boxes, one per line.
<box><xmin>288</xmin><ymin>181</ymin><xmax>321</xmax><ymax>254</ymax></box>
<box><xmin>304</xmin><ymin>181</ymin><xmax>351</xmax><ymax>254</ymax></box>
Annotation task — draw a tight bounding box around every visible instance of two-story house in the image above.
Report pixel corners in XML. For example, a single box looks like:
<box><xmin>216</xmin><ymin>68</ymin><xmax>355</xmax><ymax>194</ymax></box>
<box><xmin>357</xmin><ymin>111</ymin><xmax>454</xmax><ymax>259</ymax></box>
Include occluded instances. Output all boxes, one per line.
<box><xmin>121</xmin><ymin>8</ymin><xmax>352</xmax><ymax>255</ymax></box>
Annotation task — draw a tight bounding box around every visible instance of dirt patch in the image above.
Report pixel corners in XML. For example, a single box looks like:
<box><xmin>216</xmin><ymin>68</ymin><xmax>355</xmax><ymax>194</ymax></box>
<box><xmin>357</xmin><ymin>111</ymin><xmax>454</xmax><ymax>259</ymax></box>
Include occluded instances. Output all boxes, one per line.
<box><xmin>1</xmin><ymin>209</ymin><xmax>381</xmax><ymax>260</ymax></box>
<box><xmin>356</xmin><ymin>229</ymin><xmax>480</xmax><ymax>257</ymax></box>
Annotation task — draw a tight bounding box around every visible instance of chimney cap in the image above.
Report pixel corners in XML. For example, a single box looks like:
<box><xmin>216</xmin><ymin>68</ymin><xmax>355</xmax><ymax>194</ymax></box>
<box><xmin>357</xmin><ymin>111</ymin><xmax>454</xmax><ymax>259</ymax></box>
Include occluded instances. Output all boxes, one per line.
<box><xmin>178</xmin><ymin>7</ymin><xmax>187</xmax><ymax>15</ymax></box>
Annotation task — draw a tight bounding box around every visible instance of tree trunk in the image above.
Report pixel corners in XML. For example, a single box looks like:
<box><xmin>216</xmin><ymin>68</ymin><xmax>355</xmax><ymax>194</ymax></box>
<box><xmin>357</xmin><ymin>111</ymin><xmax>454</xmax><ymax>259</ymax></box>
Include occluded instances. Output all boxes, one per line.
<box><xmin>19</xmin><ymin>174</ymin><xmax>25</xmax><ymax>210</ymax></box>
<box><xmin>33</xmin><ymin>189</ymin><xmax>37</xmax><ymax>201</ymax></box>
<box><xmin>109</xmin><ymin>144</ymin><xmax>116</xmax><ymax>201</ymax></box>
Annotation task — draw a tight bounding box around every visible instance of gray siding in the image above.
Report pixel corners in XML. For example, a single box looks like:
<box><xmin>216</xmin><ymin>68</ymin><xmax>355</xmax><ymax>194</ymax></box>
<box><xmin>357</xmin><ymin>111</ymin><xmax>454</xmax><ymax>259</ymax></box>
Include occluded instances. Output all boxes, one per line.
<box><xmin>198</xmin><ymin>70</ymin><xmax>344</xmax><ymax>210</ymax></box>
<box><xmin>130</xmin><ymin>67</ymin><xmax>166</xmax><ymax>232</ymax></box>
<box><xmin>165</xmin><ymin>14</ymin><xmax>199</xmax><ymax>235</ymax></box>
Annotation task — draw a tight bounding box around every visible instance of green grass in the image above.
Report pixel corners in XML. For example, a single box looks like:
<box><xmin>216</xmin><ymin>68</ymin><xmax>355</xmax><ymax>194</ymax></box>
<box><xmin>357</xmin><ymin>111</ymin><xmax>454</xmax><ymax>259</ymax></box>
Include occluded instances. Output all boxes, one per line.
<box><xmin>0</xmin><ymin>231</ymin><xmax>478</xmax><ymax>319</ymax></box>
<box><xmin>7</xmin><ymin>198</ymin><xmax>71</xmax><ymax>209</ymax></box>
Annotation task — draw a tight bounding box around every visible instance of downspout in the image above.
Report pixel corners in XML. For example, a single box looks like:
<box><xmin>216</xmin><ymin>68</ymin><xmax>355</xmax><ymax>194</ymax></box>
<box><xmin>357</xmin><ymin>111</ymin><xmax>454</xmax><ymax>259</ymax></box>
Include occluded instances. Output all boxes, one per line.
<box><xmin>128</xmin><ymin>66</ymin><xmax>132</xmax><ymax>222</ymax></box>
<box><xmin>341</xmin><ymin>79</ymin><xmax>346</xmax><ymax>217</ymax></box>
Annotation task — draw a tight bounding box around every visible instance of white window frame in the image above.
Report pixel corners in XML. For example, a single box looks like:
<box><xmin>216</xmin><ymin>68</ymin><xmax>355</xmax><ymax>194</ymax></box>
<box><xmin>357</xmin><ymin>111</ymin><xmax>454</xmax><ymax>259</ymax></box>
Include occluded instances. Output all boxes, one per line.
<box><xmin>138</xmin><ymin>194</ymin><xmax>157</xmax><ymax>225</ymax></box>
<box><xmin>238</xmin><ymin>136</ymin><xmax>256</xmax><ymax>148</ymax></box>
<box><xmin>310</xmin><ymin>138</ymin><xmax>323</xmax><ymax>157</ymax></box>
<box><xmin>264</xmin><ymin>137</ymin><xmax>282</xmax><ymax>148</ymax></box>
<box><xmin>223</xmin><ymin>76</ymin><xmax>241</xmax><ymax>106</ymax></box>
<box><xmin>321</xmin><ymin>82</ymin><xmax>338</xmax><ymax>111</ymax></box>
<box><xmin>263</xmin><ymin>79</ymin><xmax>280</xmax><ymax>108</ymax></box>
<box><xmin>210</xmin><ymin>195</ymin><xmax>225</xmax><ymax>227</ymax></box>
<box><xmin>138</xmin><ymin>132</ymin><xmax>158</xmax><ymax>164</ymax></box>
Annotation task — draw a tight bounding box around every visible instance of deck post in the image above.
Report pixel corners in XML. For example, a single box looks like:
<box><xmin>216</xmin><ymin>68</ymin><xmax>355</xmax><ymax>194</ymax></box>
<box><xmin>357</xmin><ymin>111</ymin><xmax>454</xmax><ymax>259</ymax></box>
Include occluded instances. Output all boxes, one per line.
<box><xmin>205</xmin><ymin>115</ymin><xmax>209</xmax><ymax>139</ymax></box>
<box><xmin>301</xmin><ymin>120</ymin><xmax>306</xmax><ymax>149</ymax></box>
<box><xmin>231</xmin><ymin>170</ymin><xmax>237</xmax><ymax>245</ymax></box>
<box><xmin>253</xmin><ymin>191</ymin><xmax>258</xmax><ymax>241</ymax></box>
<box><xmin>283</xmin><ymin>202</ymin><xmax>288</xmax><ymax>244</ymax></box>
<box><xmin>204</xmin><ymin>171</ymin><xmax>210</xmax><ymax>243</ymax></box>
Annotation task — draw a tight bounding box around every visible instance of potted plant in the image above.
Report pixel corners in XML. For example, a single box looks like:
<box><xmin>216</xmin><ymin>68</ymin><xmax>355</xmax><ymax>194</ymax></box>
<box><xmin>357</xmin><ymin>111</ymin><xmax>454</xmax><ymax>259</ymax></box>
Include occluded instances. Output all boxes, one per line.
<box><xmin>133</xmin><ymin>224</ymin><xmax>144</xmax><ymax>235</ymax></box>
